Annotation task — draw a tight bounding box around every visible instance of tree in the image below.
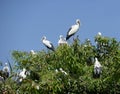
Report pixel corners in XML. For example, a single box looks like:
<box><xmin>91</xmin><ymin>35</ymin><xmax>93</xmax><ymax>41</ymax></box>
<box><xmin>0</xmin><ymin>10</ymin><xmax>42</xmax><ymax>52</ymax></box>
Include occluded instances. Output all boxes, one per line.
<box><xmin>0</xmin><ymin>35</ymin><xmax>120</xmax><ymax>94</ymax></box>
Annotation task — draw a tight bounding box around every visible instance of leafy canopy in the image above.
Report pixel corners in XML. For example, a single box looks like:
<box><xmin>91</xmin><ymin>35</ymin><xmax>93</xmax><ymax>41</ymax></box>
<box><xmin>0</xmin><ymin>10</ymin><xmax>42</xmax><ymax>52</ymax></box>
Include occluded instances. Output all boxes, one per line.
<box><xmin>0</xmin><ymin>35</ymin><xmax>120</xmax><ymax>94</ymax></box>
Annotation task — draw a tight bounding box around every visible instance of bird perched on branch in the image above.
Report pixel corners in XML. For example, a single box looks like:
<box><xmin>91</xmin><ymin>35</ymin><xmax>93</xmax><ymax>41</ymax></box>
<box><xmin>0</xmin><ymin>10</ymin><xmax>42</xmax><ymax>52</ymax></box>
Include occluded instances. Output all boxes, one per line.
<box><xmin>30</xmin><ymin>50</ymin><xmax>36</xmax><ymax>55</ymax></box>
<box><xmin>97</xmin><ymin>32</ymin><xmax>102</xmax><ymax>36</ymax></box>
<box><xmin>42</xmin><ymin>36</ymin><xmax>55</xmax><ymax>51</ymax></box>
<box><xmin>66</xmin><ymin>19</ymin><xmax>80</xmax><ymax>40</ymax></box>
<box><xmin>58</xmin><ymin>35</ymin><xmax>68</xmax><ymax>46</ymax></box>
<box><xmin>2</xmin><ymin>63</ymin><xmax>10</xmax><ymax>80</ymax></box>
<box><xmin>59</xmin><ymin>68</ymin><xmax>68</xmax><ymax>75</ymax></box>
<box><xmin>0</xmin><ymin>75</ymin><xmax>4</xmax><ymax>82</ymax></box>
<box><xmin>18</xmin><ymin>68</ymin><xmax>28</xmax><ymax>82</ymax></box>
<box><xmin>93</xmin><ymin>58</ymin><xmax>102</xmax><ymax>78</ymax></box>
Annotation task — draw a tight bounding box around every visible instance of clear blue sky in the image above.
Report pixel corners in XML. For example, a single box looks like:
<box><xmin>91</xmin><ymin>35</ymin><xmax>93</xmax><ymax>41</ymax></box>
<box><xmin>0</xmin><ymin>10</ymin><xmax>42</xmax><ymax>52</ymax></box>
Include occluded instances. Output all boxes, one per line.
<box><xmin>0</xmin><ymin>0</ymin><xmax>120</xmax><ymax>65</ymax></box>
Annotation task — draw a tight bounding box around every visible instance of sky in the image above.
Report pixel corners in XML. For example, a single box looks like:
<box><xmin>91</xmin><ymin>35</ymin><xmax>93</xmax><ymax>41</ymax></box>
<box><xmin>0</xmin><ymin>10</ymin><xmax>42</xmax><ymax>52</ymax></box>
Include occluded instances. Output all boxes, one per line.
<box><xmin>0</xmin><ymin>0</ymin><xmax>120</xmax><ymax>67</ymax></box>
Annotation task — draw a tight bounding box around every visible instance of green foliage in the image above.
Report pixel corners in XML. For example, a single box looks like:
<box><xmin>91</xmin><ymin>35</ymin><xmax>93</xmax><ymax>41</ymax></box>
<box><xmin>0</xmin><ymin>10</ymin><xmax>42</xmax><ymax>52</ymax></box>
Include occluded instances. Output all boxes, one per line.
<box><xmin>0</xmin><ymin>35</ymin><xmax>120</xmax><ymax>94</ymax></box>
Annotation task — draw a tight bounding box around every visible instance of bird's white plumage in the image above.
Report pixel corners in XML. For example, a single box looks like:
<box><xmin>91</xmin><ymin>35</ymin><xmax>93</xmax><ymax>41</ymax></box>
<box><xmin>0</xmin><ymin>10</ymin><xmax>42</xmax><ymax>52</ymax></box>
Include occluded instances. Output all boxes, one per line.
<box><xmin>94</xmin><ymin>58</ymin><xmax>101</xmax><ymax>68</ymax></box>
<box><xmin>58</xmin><ymin>35</ymin><xmax>68</xmax><ymax>45</ymax></box>
<box><xmin>94</xmin><ymin>58</ymin><xmax>102</xmax><ymax>74</ymax></box>
<box><xmin>42</xmin><ymin>36</ymin><xmax>54</xmax><ymax>51</ymax></box>
<box><xmin>32</xmin><ymin>82</ymin><xmax>40</xmax><ymax>90</ymax></box>
<box><xmin>68</xmin><ymin>24</ymin><xmax>79</xmax><ymax>35</ymax></box>
<box><xmin>55</xmin><ymin>69</ymin><xmax>58</xmax><ymax>73</ymax></box>
<box><xmin>98</xmin><ymin>32</ymin><xmax>102</xmax><ymax>36</ymax></box>
<box><xmin>87</xmin><ymin>39</ymin><xmax>90</xmax><ymax>42</ymax></box>
<box><xmin>59</xmin><ymin>68</ymin><xmax>68</xmax><ymax>75</ymax></box>
<box><xmin>66</xmin><ymin>19</ymin><xmax>80</xmax><ymax>40</ymax></box>
<box><xmin>3</xmin><ymin>63</ymin><xmax>9</xmax><ymax>72</ymax></box>
<box><xmin>19</xmin><ymin>68</ymin><xmax>26</xmax><ymax>78</ymax></box>
<box><xmin>43</xmin><ymin>39</ymin><xmax>52</xmax><ymax>48</ymax></box>
<box><xmin>0</xmin><ymin>76</ymin><xmax>4</xmax><ymax>82</ymax></box>
<box><xmin>30</xmin><ymin>50</ymin><xmax>36</xmax><ymax>55</ymax></box>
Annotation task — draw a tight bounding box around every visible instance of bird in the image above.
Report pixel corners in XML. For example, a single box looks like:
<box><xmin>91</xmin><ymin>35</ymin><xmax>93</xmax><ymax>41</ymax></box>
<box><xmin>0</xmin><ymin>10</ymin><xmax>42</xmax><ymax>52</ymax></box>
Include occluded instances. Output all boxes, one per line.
<box><xmin>97</xmin><ymin>32</ymin><xmax>102</xmax><ymax>36</ymax></box>
<box><xmin>30</xmin><ymin>50</ymin><xmax>36</xmax><ymax>55</ymax></box>
<box><xmin>32</xmin><ymin>81</ymin><xmax>39</xmax><ymax>90</ymax></box>
<box><xmin>0</xmin><ymin>75</ymin><xmax>4</xmax><ymax>82</ymax></box>
<box><xmin>42</xmin><ymin>36</ymin><xmax>55</xmax><ymax>51</ymax></box>
<box><xmin>59</xmin><ymin>68</ymin><xmax>68</xmax><ymax>75</ymax></box>
<box><xmin>58</xmin><ymin>35</ymin><xmax>68</xmax><ymax>46</ymax></box>
<box><xmin>18</xmin><ymin>68</ymin><xmax>27</xmax><ymax>82</ymax></box>
<box><xmin>2</xmin><ymin>63</ymin><xmax>10</xmax><ymax>79</ymax></box>
<box><xmin>94</xmin><ymin>58</ymin><xmax>102</xmax><ymax>78</ymax></box>
<box><xmin>66</xmin><ymin>19</ymin><xmax>80</xmax><ymax>40</ymax></box>
<box><xmin>55</xmin><ymin>69</ymin><xmax>58</xmax><ymax>73</ymax></box>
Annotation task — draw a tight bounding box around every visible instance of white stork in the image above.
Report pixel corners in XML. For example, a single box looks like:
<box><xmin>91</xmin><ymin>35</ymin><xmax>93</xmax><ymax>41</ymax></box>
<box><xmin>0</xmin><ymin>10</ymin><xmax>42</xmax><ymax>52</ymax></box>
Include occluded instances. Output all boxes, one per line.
<box><xmin>2</xmin><ymin>63</ymin><xmax>10</xmax><ymax>79</ymax></box>
<box><xmin>0</xmin><ymin>76</ymin><xmax>4</xmax><ymax>82</ymax></box>
<box><xmin>42</xmin><ymin>36</ymin><xmax>55</xmax><ymax>51</ymax></box>
<box><xmin>98</xmin><ymin>32</ymin><xmax>102</xmax><ymax>36</ymax></box>
<box><xmin>18</xmin><ymin>68</ymin><xmax>27</xmax><ymax>82</ymax></box>
<box><xmin>55</xmin><ymin>69</ymin><xmax>58</xmax><ymax>73</ymax></box>
<box><xmin>94</xmin><ymin>58</ymin><xmax>102</xmax><ymax>78</ymax></box>
<box><xmin>30</xmin><ymin>50</ymin><xmax>36</xmax><ymax>55</ymax></box>
<box><xmin>66</xmin><ymin>19</ymin><xmax>80</xmax><ymax>40</ymax></box>
<box><xmin>58</xmin><ymin>35</ymin><xmax>68</xmax><ymax>46</ymax></box>
<box><xmin>59</xmin><ymin>68</ymin><xmax>68</xmax><ymax>75</ymax></box>
<box><xmin>32</xmin><ymin>81</ymin><xmax>40</xmax><ymax>90</ymax></box>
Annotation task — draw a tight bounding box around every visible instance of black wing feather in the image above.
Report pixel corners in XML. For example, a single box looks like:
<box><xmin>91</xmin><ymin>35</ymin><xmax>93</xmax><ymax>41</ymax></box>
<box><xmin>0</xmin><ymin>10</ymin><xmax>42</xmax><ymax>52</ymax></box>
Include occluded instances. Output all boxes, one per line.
<box><xmin>45</xmin><ymin>43</ymin><xmax>55</xmax><ymax>51</ymax></box>
<box><xmin>66</xmin><ymin>27</ymin><xmax>72</xmax><ymax>40</ymax></box>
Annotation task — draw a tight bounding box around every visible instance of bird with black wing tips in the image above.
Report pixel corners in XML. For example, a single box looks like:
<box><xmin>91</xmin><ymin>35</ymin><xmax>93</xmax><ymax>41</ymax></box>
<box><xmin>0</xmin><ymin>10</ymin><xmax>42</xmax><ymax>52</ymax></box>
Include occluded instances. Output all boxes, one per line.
<box><xmin>42</xmin><ymin>36</ymin><xmax>55</xmax><ymax>51</ymax></box>
<box><xmin>2</xmin><ymin>63</ymin><xmax>10</xmax><ymax>80</ymax></box>
<box><xmin>66</xmin><ymin>19</ymin><xmax>80</xmax><ymax>40</ymax></box>
<box><xmin>18</xmin><ymin>68</ymin><xmax>28</xmax><ymax>82</ymax></box>
<box><xmin>94</xmin><ymin>57</ymin><xmax>102</xmax><ymax>78</ymax></box>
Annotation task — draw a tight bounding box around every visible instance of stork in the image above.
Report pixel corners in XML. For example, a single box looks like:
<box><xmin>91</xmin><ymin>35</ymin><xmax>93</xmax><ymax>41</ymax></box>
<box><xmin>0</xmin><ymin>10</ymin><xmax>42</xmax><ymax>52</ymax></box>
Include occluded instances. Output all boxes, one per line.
<box><xmin>30</xmin><ymin>50</ymin><xmax>36</xmax><ymax>55</ymax></box>
<box><xmin>2</xmin><ymin>63</ymin><xmax>9</xmax><ymax>79</ymax></box>
<box><xmin>66</xmin><ymin>19</ymin><xmax>80</xmax><ymax>40</ymax></box>
<box><xmin>0</xmin><ymin>75</ymin><xmax>4</xmax><ymax>82</ymax></box>
<box><xmin>58</xmin><ymin>35</ymin><xmax>68</xmax><ymax>46</ymax></box>
<box><xmin>18</xmin><ymin>68</ymin><xmax>27</xmax><ymax>82</ymax></box>
<box><xmin>94</xmin><ymin>58</ymin><xmax>102</xmax><ymax>78</ymax></box>
<box><xmin>98</xmin><ymin>32</ymin><xmax>102</xmax><ymax>36</ymax></box>
<box><xmin>42</xmin><ymin>36</ymin><xmax>55</xmax><ymax>51</ymax></box>
<box><xmin>59</xmin><ymin>68</ymin><xmax>68</xmax><ymax>75</ymax></box>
